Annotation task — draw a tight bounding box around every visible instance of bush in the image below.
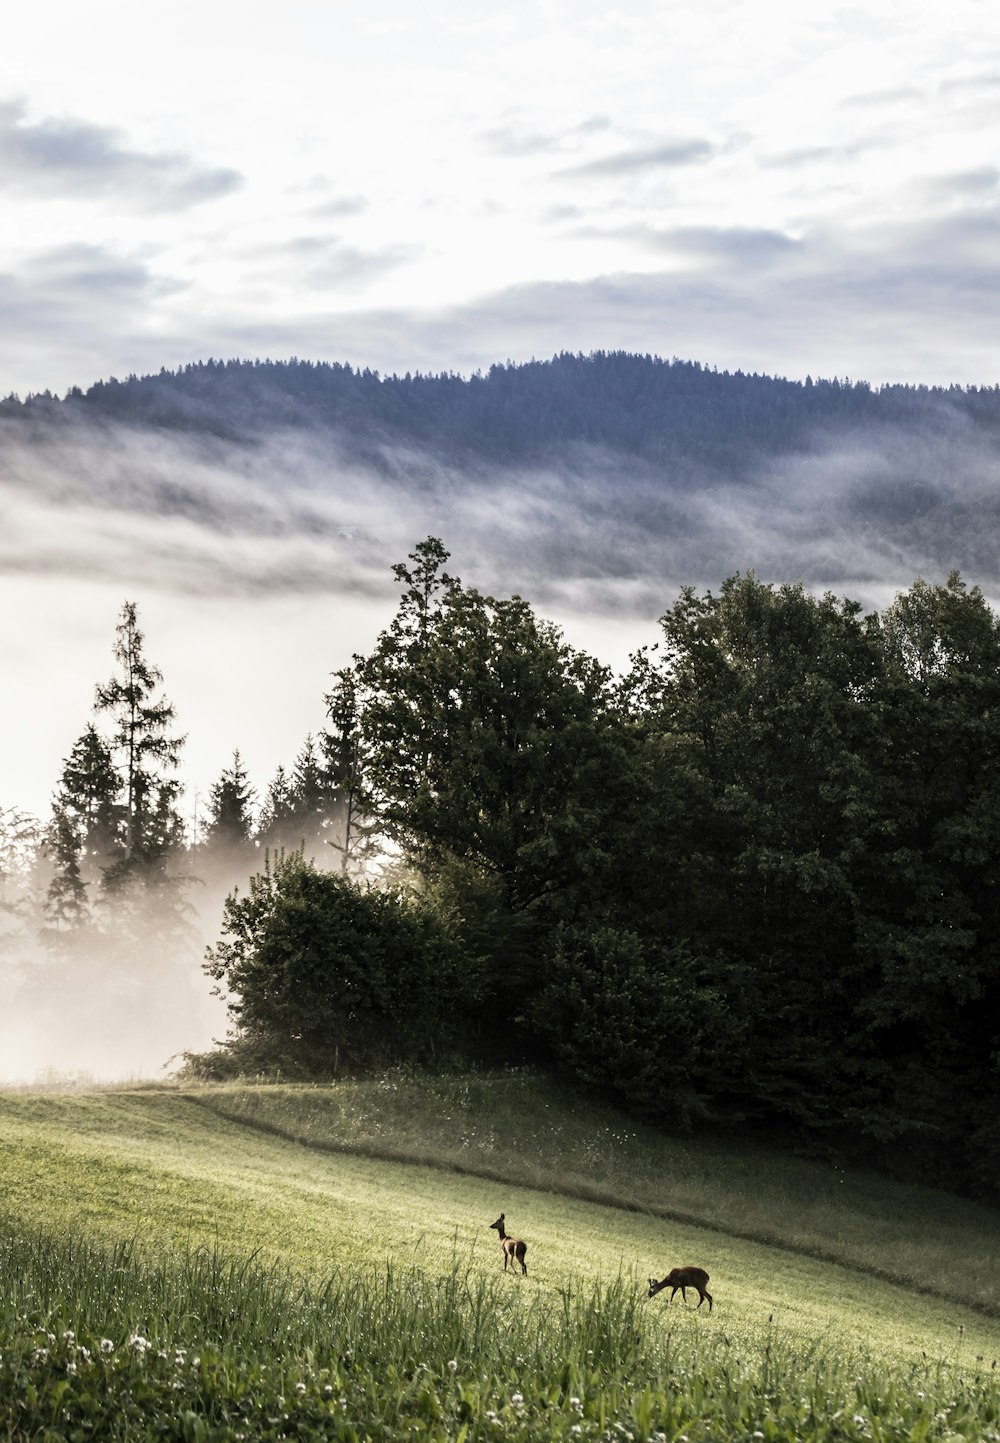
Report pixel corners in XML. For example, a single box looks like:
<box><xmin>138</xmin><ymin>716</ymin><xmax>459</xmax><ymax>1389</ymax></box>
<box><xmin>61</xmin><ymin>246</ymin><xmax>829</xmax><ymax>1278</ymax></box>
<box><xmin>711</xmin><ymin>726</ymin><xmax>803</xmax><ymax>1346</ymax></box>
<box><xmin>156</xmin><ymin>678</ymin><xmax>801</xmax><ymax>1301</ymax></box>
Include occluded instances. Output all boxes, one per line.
<box><xmin>204</xmin><ymin>853</ymin><xmax>480</xmax><ymax>1074</ymax></box>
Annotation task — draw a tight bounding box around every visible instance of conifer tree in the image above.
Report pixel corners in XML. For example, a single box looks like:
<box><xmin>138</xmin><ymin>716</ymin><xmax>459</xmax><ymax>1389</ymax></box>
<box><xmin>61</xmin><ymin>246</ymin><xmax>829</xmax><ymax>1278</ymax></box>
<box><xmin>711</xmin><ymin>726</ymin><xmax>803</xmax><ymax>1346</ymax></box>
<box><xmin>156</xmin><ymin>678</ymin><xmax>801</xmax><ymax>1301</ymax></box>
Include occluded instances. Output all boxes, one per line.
<box><xmin>255</xmin><ymin>763</ymin><xmax>296</xmax><ymax>849</ymax></box>
<box><xmin>284</xmin><ymin>734</ymin><xmax>335</xmax><ymax>852</ymax></box>
<box><xmin>93</xmin><ymin>601</ymin><xmax>185</xmax><ymax>884</ymax></box>
<box><xmin>204</xmin><ymin>749</ymin><xmax>256</xmax><ymax>854</ymax></box>
<box><xmin>44</xmin><ymin>723</ymin><xmax>122</xmax><ymax>927</ymax></box>
<box><xmin>322</xmin><ymin>668</ymin><xmax>377</xmax><ymax>873</ymax></box>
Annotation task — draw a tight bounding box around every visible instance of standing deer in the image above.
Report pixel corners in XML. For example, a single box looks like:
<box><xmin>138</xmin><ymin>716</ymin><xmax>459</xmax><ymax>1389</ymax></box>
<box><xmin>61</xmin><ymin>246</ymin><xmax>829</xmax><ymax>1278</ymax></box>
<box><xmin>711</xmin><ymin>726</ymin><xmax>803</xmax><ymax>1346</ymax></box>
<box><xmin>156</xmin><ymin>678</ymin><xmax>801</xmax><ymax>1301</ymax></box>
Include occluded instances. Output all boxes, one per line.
<box><xmin>489</xmin><ymin>1213</ymin><xmax>528</xmax><ymax>1275</ymax></box>
<box><xmin>648</xmin><ymin>1267</ymin><xmax>712</xmax><ymax>1311</ymax></box>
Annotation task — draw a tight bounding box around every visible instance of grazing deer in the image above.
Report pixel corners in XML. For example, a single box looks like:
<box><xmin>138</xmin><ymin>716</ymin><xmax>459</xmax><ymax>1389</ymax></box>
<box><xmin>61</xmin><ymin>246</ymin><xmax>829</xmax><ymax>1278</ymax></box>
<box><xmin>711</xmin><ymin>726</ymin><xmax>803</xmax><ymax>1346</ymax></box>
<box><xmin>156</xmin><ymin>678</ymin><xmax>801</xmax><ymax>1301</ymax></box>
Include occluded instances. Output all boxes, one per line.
<box><xmin>648</xmin><ymin>1267</ymin><xmax>712</xmax><ymax>1311</ymax></box>
<box><xmin>489</xmin><ymin>1214</ymin><xmax>528</xmax><ymax>1275</ymax></box>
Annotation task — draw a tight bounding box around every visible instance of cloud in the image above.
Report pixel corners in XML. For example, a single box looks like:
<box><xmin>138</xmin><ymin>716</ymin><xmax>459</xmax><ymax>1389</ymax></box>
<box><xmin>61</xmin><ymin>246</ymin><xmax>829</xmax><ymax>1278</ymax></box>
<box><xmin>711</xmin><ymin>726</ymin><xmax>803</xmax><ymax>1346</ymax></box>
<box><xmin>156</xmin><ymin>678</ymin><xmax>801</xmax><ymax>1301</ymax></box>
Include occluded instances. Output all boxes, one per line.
<box><xmin>480</xmin><ymin>114</ymin><xmax>612</xmax><ymax>159</ymax></box>
<box><xmin>762</xmin><ymin>140</ymin><xmax>872</xmax><ymax>169</ymax></box>
<box><xmin>938</xmin><ymin>71</ymin><xmax>1000</xmax><ymax>96</ymax></box>
<box><xmin>841</xmin><ymin>85</ymin><xmax>924</xmax><ymax>109</ymax></box>
<box><xmin>575</xmin><ymin>222</ymin><xmax>800</xmax><ymax>267</ymax></box>
<box><xmin>283</xmin><ymin>235</ymin><xmax>417</xmax><ymax>288</ymax></box>
<box><xmin>0</xmin><ymin>243</ymin><xmax>183</xmax><ymax>344</ymax></box>
<box><xmin>917</xmin><ymin>166</ymin><xmax>1000</xmax><ymax>203</ymax></box>
<box><xmin>558</xmin><ymin>139</ymin><xmax>715</xmax><ymax>177</ymax></box>
<box><xmin>481</xmin><ymin>124</ymin><xmax>559</xmax><ymax>158</ymax></box>
<box><xmin>308</xmin><ymin>195</ymin><xmax>369</xmax><ymax>219</ymax></box>
<box><xmin>0</xmin><ymin>98</ymin><xmax>241</xmax><ymax>207</ymax></box>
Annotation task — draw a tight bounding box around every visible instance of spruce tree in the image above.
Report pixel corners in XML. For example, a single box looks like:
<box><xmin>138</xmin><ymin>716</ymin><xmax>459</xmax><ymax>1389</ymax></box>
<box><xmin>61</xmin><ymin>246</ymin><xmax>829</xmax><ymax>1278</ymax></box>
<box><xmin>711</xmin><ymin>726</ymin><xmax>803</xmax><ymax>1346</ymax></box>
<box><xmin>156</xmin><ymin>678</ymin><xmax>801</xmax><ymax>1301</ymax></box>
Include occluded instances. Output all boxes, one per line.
<box><xmin>204</xmin><ymin>749</ymin><xmax>256</xmax><ymax>854</ymax></box>
<box><xmin>255</xmin><ymin>764</ymin><xmax>297</xmax><ymax>849</ymax></box>
<box><xmin>285</xmin><ymin>734</ymin><xmax>335</xmax><ymax>852</ymax></box>
<box><xmin>93</xmin><ymin>601</ymin><xmax>185</xmax><ymax>885</ymax></box>
<box><xmin>45</xmin><ymin>723</ymin><xmax>122</xmax><ymax>926</ymax></box>
<box><xmin>322</xmin><ymin>668</ymin><xmax>377</xmax><ymax>873</ymax></box>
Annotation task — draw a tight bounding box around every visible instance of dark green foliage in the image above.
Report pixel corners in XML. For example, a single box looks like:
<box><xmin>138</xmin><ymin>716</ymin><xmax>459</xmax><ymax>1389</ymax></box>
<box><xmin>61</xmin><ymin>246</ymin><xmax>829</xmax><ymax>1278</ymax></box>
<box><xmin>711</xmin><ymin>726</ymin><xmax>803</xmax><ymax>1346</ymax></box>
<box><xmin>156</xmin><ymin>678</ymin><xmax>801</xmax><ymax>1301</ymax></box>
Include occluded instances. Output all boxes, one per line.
<box><xmin>201</xmin><ymin>546</ymin><xmax>1000</xmax><ymax>1190</ymax></box>
<box><xmin>254</xmin><ymin>763</ymin><xmax>296</xmax><ymax>848</ymax></box>
<box><xmin>321</xmin><ymin>668</ymin><xmax>378</xmax><ymax>874</ymax></box>
<box><xmin>204</xmin><ymin>749</ymin><xmax>256</xmax><ymax>853</ymax></box>
<box><xmin>349</xmin><ymin>538</ymin><xmax>619</xmax><ymax>909</ymax></box>
<box><xmin>255</xmin><ymin>737</ymin><xmax>340</xmax><ymax>855</ymax></box>
<box><xmin>536</xmin><ymin>925</ymin><xmax>749</xmax><ymax>1125</ymax></box>
<box><xmin>44</xmin><ymin>723</ymin><xmax>121</xmax><ymax>928</ymax></box>
<box><xmin>94</xmin><ymin>600</ymin><xmax>185</xmax><ymax>881</ymax></box>
<box><xmin>205</xmin><ymin>852</ymin><xmax>478</xmax><ymax>1073</ymax></box>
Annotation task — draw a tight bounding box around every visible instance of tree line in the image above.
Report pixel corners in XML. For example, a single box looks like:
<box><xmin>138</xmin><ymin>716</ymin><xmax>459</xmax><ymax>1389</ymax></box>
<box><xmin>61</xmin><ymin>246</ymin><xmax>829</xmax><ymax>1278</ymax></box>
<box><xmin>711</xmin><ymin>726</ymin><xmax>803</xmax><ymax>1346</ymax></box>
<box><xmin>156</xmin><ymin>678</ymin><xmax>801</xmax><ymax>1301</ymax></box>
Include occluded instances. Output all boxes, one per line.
<box><xmin>5</xmin><ymin>540</ymin><xmax>1000</xmax><ymax>1194</ymax></box>
<box><xmin>5</xmin><ymin>351</ymin><xmax>1000</xmax><ymax>478</ymax></box>
<box><xmin>205</xmin><ymin>539</ymin><xmax>1000</xmax><ymax>1196</ymax></box>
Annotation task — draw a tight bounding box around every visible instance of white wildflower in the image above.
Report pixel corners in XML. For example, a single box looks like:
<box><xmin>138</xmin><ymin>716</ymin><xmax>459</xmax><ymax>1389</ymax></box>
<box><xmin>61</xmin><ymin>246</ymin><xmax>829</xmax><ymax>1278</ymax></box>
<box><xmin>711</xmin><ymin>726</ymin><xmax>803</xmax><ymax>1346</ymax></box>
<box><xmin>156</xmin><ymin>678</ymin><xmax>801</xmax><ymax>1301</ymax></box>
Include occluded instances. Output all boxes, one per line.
<box><xmin>100</xmin><ymin>1339</ymin><xmax>114</xmax><ymax>1355</ymax></box>
<box><xmin>448</xmin><ymin>1359</ymin><xmax>458</xmax><ymax>1372</ymax></box>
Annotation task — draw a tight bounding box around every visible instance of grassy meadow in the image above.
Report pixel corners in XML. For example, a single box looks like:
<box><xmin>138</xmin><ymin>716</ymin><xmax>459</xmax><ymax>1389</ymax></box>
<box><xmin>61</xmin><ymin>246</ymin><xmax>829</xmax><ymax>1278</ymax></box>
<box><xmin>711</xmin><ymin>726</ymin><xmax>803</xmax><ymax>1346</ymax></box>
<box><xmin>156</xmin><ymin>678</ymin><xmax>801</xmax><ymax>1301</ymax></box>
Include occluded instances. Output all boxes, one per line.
<box><xmin>0</xmin><ymin>1072</ymin><xmax>998</xmax><ymax>1440</ymax></box>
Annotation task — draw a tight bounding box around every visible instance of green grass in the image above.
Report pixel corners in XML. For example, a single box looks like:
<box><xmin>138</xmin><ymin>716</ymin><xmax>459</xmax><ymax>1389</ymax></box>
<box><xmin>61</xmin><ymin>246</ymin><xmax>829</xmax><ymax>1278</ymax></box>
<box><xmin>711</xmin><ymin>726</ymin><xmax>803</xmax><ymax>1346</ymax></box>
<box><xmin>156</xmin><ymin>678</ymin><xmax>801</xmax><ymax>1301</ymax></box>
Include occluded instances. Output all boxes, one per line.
<box><xmin>1</xmin><ymin>1072</ymin><xmax>999</xmax><ymax>1439</ymax></box>
<box><xmin>184</xmin><ymin>1069</ymin><xmax>1000</xmax><ymax>1316</ymax></box>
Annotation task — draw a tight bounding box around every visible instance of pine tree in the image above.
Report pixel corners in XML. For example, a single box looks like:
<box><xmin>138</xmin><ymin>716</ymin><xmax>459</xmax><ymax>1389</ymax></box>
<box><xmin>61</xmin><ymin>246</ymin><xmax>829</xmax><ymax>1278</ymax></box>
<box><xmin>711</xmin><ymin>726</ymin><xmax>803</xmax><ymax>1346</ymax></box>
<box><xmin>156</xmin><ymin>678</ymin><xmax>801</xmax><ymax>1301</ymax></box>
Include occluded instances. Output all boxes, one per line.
<box><xmin>255</xmin><ymin>764</ymin><xmax>297</xmax><ymax>849</ymax></box>
<box><xmin>204</xmin><ymin>750</ymin><xmax>256</xmax><ymax>854</ymax></box>
<box><xmin>322</xmin><ymin>668</ymin><xmax>377</xmax><ymax>873</ymax></box>
<box><xmin>44</xmin><ymin>723</ymin><xmax>122</xmax><ymax>927</ymax></box>
<box><xmin>286</xmin><ymin>734</ymin><xmax>335</xmax><ymax>851</ymax></box>
<box><xmin>93</xmin><ymin>601</ymin><xmax>185</xmax><ymax>885</ymax></box>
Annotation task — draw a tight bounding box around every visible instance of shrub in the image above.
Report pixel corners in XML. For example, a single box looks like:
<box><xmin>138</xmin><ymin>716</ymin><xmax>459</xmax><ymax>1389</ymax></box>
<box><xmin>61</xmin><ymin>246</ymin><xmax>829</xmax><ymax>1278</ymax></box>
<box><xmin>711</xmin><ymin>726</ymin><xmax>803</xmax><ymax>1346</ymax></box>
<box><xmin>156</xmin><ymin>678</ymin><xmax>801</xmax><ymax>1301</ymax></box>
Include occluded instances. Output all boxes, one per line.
<box><xmin>204</xmin><ymin>852</ymin><xmax>479</xmax><ymax>1074</ymax></box>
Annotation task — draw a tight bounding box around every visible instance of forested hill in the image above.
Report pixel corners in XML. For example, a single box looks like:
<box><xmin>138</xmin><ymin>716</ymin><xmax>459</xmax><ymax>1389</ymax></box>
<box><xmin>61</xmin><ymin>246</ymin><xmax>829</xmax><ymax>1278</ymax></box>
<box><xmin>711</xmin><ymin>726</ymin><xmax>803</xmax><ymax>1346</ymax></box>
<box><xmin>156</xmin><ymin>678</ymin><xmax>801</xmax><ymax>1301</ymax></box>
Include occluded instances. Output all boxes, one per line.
<box><xmin>6</xmin><ymin>350</ymin><xmax>1000</xmax><ymax>611</ymax></box>
<box><xmin>5</xmin><ymin>351</ymin><xmax>1000</xmax><ymax>478</ymax></box>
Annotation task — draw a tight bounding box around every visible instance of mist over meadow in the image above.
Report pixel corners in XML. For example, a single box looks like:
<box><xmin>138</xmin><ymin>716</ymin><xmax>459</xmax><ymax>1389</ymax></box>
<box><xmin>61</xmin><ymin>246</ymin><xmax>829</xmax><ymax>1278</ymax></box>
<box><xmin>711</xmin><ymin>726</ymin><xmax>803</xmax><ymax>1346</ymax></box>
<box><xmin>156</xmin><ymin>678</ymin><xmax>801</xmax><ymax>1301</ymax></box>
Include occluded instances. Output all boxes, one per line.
<box><xmin>3</xmin><ymin>350</ymin><xmax>1000</xmax><ymax>1081</ymax></box>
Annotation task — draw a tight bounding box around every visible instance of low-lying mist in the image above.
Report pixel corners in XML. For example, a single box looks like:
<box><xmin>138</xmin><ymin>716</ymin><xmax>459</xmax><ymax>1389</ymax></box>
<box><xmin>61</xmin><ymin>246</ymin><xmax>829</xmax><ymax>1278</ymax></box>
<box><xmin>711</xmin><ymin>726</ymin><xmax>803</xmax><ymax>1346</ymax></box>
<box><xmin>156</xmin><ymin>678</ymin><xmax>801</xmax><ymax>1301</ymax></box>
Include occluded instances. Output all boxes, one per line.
<box><xmin>2</xmin><ymin>401</ymin><xmax>998</xmax><ymax>1080</ymax></box>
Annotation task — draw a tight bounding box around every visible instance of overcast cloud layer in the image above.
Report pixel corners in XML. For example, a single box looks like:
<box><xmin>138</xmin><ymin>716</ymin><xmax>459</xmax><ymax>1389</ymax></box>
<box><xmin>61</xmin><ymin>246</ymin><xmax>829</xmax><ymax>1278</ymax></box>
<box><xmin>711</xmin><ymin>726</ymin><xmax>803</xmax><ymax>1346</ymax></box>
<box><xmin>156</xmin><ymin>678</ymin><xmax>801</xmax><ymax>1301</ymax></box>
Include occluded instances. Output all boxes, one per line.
<box><xmin>0</xmin><ymin>0</ymin><xmax>999</xmax><ymax>397</ymax></box>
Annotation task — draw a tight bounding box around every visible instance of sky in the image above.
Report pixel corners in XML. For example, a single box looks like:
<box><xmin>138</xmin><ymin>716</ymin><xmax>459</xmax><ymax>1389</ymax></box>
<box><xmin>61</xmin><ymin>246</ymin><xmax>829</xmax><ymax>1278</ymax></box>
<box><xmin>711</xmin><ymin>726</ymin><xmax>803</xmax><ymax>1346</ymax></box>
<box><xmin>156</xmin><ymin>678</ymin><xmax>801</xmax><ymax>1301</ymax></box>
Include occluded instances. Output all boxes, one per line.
<box><xmin>3</xmin><ymin>0</ymin><xmax>1000</xmax><ymax>816</ymax></box>
<box><xmin>2</xmin><ymin>0</ymin><xmax>999</xmax><ymax>401</ymax></box>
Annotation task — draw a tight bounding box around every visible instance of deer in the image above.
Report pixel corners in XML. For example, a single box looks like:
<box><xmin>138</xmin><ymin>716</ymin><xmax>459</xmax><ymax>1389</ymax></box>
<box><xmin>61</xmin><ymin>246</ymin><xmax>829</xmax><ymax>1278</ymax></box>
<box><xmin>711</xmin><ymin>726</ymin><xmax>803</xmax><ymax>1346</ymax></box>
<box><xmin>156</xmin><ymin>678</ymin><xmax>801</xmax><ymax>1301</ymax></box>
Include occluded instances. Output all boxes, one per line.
<box><xmin>648</xmin><ymin>1266</ymin><xmax>713</xmax><ymax>1311</ymax></box>
<box><xmin>489</xmin><ymin>1213</ymin><xmax>528</xmax><ymax>1275</ymax></box>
